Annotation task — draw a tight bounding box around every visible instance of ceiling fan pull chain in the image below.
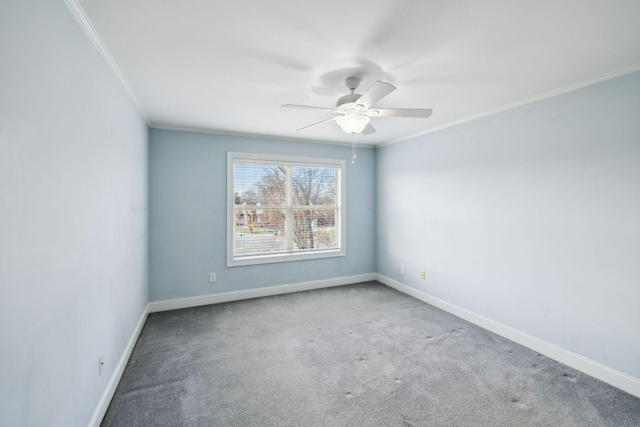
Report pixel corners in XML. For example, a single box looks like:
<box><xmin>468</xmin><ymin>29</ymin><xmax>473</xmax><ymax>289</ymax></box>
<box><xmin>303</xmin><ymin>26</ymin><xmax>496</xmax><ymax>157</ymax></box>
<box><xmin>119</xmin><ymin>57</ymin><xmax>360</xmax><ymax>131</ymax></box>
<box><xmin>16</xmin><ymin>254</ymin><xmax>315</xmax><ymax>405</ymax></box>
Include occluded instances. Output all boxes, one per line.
<box><xmin>352</xmin><ymin>134</ymin><xmax>357</xmax><ymax>164</ymax></box>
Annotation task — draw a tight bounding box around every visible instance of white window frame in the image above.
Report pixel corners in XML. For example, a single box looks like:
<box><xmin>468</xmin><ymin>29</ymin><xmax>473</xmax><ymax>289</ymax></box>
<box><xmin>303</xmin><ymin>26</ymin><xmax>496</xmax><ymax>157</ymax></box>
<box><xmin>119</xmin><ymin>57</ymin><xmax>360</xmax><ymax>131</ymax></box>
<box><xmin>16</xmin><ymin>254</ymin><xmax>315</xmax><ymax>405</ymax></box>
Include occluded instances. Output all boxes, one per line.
<box><xmin>227</xmin><ymin>152</ymin><xmax>346</xmax><ymax>267</ymax></box>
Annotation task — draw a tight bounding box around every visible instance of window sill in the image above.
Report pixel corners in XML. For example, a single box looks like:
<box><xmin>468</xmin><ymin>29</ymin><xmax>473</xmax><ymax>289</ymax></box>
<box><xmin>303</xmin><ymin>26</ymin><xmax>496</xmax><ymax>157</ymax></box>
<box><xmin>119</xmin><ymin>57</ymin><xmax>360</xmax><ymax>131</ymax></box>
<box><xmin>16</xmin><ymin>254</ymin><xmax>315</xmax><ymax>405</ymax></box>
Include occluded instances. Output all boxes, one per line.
<box><xmin>227</xmin><ymin>248</ymin><xmax>346</xmax><ymax>267</ymax></box>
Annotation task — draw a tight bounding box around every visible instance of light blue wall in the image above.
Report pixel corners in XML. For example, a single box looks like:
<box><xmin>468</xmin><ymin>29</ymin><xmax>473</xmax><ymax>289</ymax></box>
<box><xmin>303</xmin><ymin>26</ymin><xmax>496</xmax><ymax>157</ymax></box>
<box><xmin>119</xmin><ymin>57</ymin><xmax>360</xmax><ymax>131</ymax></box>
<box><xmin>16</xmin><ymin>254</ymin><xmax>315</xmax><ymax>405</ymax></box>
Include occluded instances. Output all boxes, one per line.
<box><xmin>149</xmin><ymin>130</ymin><xmax>376</xmax><ymax>301</ymax></box>
<box><xmin>0</xmin><ymin>1</ymin><xmax>148</xmax><ymax>426</ymax></box>
<box><xmin>376</xmin><ymin>71</ymin><xmax>640</xmax><ymax>379</ymax></box>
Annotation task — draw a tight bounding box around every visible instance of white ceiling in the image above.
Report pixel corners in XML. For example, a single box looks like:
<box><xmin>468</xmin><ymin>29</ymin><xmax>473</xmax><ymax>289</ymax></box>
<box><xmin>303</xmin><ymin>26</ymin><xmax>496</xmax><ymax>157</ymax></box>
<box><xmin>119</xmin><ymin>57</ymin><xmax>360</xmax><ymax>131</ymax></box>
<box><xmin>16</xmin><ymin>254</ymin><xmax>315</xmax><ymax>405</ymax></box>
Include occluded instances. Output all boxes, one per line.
<box><xmin>75</xmin><ymin>0</ymin><xmax>640</xmax><ymax>146</ymax></box>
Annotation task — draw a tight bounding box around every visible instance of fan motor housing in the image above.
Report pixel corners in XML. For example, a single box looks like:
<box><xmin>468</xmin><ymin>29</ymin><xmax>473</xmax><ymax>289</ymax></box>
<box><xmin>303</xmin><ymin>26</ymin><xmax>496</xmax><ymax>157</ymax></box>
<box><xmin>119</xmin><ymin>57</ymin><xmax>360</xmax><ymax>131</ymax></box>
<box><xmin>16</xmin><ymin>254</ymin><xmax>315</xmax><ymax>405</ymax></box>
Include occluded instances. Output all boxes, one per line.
<box><xmin>336</xmin><ymin>93</ymin><xmax>361</xmax><ymax>111</ymax></box>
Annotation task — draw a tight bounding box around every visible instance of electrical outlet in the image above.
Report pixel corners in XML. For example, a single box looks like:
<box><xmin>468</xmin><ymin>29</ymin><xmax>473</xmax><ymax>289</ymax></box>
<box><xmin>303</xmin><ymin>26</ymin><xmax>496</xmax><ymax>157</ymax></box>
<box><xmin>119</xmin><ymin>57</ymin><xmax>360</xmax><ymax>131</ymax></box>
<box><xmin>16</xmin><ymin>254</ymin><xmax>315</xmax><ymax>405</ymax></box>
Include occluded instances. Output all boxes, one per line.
<box><xmin>420</xmin><ymin>271</ymin><xmax>426</xmax><ymax>280</ymax></box>
<box><xmin>401</xmin><ymin>265</ymin><xmax>406</xmax><ymax>274</ymax></box>
<box><xmin>99</xmin><ymin>355</ymin><xmax>104</xmax><ymax>376</ymax></box>
<box><xmin>209</xmin><ymin>273</ymin><xmax>216</xmax><ymax>283</ymax></box>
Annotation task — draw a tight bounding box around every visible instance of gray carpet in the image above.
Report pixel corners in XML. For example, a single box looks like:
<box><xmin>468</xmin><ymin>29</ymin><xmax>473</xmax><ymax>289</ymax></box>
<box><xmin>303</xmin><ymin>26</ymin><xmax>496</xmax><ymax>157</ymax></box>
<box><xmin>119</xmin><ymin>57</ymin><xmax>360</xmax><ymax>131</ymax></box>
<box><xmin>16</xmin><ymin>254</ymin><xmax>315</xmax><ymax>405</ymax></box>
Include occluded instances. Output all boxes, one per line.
<box><xmin>101</xmin><ymin>281</ymin><xmax>640</xmax><ymax>426</ymax></box>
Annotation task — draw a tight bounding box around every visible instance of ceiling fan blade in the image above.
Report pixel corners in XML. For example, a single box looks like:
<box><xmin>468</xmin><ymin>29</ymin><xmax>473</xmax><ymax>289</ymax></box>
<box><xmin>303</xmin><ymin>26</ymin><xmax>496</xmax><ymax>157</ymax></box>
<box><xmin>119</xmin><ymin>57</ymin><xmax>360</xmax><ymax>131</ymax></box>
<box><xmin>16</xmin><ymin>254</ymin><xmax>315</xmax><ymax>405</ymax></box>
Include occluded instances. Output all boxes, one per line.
<box><xmin>373</xmin><ymin>108</ymin><xmax>433</xmax><ymax>118</ymax></box>
<box><xmin>281</xmin><ymin>104</ymin><xmax>336</xmax><ymax>113</ymax></box>
<box><xmin>355</xmin><ymin>81</ymin><xmax>396</xmax><ymax>109</ymax></box>
<box><xmin>361</xmin><ymin>123</ymin><xmax>376</xmax><ymax>135</ymax></box>
<box><xmin>296</xmin><ymin>116</ymin><xmax>338</xmax><ymax>131</ymax></box>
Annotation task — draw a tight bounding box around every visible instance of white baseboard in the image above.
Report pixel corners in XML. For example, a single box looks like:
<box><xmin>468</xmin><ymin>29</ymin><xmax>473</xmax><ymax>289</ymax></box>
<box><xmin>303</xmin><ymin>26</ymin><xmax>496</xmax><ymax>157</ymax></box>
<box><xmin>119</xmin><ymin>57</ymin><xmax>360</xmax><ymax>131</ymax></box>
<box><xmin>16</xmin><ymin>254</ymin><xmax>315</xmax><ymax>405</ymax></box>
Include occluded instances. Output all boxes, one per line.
<box><xmin>376</xmin><ymin>273</ymin><xmax>640</xmax><ymax>399</ymax></box>
<box><xmin>148</xmin><ymin>273</ymin><xmax>377</xmax><ymax>313</ymax></box>
<box><xmin>88</xmin><ymin>305</ymin><xmax>149</xmax><ymax>427</ymax></box>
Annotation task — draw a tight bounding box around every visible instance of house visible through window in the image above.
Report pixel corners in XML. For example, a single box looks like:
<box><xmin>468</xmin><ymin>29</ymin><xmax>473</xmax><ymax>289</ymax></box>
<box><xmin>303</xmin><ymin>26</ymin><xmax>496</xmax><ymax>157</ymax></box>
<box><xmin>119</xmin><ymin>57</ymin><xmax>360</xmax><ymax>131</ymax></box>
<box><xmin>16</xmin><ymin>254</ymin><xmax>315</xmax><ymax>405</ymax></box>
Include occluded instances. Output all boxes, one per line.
<box><xmin>227</xmin><ymin>152</ymin><xmax>346</xmax><ymax>266</ymax></box>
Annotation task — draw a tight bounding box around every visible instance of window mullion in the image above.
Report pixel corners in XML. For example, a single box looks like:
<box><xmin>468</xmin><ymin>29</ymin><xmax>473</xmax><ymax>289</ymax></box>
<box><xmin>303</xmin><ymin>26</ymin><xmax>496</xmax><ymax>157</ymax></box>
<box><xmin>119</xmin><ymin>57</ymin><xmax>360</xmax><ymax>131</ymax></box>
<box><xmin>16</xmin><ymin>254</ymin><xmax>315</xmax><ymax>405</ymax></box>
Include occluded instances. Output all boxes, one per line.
<box><xmin>284</xmin><ymin>165</ymin><xmax>293</xmax><ymax>252</ymax></box>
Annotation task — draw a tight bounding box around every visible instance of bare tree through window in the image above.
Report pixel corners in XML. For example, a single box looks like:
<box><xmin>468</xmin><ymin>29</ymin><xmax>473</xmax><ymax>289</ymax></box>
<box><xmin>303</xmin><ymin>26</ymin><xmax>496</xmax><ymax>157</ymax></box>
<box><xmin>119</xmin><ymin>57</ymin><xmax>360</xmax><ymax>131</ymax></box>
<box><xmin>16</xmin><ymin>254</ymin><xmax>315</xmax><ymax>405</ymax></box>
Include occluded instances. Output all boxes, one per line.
<box><xmin>238</xmin><ymin>166</ymin><xmax>336</xmax><ymax>251</ymax></box>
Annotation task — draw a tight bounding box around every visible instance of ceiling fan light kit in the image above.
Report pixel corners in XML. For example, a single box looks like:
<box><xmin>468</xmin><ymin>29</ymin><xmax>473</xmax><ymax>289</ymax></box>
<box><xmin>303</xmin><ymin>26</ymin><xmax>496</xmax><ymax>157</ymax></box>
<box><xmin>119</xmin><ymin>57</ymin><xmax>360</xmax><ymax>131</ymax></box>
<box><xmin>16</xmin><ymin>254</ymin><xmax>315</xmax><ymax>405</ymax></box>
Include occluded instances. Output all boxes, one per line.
<box><xmin>282</xmin><ymin>77</ymin><xmax>433</xmax><ymax>137</ymax></box>
<box><xmin>336</xmin><ymin>112</ymin><xmax>370</xmax><ymax>134</ymax></box>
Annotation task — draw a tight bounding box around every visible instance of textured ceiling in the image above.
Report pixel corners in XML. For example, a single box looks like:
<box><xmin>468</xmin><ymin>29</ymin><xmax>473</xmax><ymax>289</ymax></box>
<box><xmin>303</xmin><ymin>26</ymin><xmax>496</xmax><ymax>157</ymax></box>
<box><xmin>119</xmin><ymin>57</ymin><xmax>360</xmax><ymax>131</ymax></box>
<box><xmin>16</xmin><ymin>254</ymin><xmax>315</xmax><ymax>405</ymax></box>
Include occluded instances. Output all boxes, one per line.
<box><xmin>75</xmin><ymin>0</ymin><xmax>640</xmax><ymax>145</ymax></box>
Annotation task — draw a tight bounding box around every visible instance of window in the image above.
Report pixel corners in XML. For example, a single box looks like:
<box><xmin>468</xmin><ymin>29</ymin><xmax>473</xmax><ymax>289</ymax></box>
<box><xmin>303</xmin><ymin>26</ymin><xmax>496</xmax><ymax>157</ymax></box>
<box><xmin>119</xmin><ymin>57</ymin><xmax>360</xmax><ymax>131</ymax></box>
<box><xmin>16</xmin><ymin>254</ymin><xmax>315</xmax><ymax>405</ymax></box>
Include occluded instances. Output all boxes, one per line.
<box><xmin>227</xmin><ymin>152</ymin><xmax>346</xmax><ymax>266</ymax></box>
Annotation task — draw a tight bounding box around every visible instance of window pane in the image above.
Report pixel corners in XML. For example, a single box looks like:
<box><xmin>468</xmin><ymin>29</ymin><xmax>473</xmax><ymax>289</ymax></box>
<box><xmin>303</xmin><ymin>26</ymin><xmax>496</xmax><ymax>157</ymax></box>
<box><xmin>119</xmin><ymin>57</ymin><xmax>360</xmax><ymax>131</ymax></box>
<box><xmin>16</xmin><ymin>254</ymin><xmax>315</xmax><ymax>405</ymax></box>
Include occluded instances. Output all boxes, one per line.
<box><xmin>234</xmin><ymin>210</ymin><xmax>285</xmax><ymax>256</ymax></box>
<box><xmin>293</xmin><ymin>209</ymin><xmax>338</xmax><ymax>251</ymax></box>
<box><xmin>291</xmin><ymin>167</ymin><xmax>337</xmax><ymax>206</ymax></box>
<box><xmin>234</xmin><ymin>164</ymin><xmax>285</xmax><ymax>207</ymax></box>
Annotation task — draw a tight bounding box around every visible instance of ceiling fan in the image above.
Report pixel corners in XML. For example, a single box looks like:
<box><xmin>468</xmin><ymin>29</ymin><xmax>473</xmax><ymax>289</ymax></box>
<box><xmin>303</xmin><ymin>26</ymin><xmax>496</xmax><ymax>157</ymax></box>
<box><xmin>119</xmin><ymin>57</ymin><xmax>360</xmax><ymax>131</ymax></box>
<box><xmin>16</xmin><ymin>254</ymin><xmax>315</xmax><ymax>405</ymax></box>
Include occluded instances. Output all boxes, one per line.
<box><xmin>282</xmin><ymin>77</ymin><xmax>433</xmax><ymax>135</ymax></box>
